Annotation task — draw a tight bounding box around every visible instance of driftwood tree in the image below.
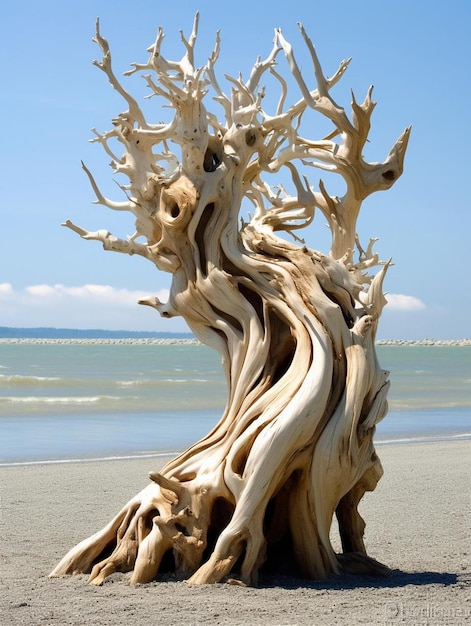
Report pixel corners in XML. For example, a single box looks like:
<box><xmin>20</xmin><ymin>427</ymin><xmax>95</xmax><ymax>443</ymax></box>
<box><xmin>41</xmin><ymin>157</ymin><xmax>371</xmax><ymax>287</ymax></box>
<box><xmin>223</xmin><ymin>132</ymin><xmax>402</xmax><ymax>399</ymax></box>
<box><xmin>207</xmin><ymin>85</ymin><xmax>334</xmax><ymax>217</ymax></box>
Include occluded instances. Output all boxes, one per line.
<box><xmin>51</xmin><ymin>15</ymin><xmax>410</xmax><ymax>586</ymax></box>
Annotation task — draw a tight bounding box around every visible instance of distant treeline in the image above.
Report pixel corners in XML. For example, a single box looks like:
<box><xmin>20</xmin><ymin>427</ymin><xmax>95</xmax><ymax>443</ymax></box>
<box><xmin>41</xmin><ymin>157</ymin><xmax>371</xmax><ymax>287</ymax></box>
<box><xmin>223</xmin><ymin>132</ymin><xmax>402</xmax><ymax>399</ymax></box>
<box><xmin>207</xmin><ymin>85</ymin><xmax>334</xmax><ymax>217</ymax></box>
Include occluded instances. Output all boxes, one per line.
<box><xmin>0</xmin><ymin>327</ymin><xmax>194</xmax><ymax>339</ymax></box>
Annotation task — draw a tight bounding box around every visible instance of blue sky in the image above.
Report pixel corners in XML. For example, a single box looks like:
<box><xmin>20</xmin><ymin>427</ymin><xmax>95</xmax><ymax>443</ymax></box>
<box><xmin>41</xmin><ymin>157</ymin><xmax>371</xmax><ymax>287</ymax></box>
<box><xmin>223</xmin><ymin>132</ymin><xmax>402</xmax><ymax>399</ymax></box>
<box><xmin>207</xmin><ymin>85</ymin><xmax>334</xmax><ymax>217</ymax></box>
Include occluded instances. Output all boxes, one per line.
<box><xmin>1</xmin><ymin>0</ymin><xmax>469</xmax><ymax>339</ymax></box>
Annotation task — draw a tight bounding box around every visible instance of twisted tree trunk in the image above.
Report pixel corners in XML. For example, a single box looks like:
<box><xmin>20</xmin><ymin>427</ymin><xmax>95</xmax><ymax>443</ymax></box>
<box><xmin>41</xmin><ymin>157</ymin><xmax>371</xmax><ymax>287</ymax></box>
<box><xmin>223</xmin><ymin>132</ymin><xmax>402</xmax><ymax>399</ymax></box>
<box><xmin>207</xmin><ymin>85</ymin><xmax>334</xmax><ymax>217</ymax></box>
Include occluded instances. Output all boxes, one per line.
<box><xmin>51</xmin><ymin>14</ymin><xmax>410</xmax><ymax>586</ymax></box>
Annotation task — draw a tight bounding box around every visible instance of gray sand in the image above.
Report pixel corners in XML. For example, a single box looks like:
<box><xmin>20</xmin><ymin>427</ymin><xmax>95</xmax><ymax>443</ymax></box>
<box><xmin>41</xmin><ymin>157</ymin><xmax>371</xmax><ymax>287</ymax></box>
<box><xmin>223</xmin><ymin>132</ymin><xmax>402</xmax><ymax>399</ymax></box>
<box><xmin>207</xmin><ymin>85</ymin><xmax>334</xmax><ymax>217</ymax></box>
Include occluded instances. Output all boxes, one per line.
<box><xmin>1</xmin><ymin>440</ymin><xmax>470</xmax><ymax>625</ymax></box>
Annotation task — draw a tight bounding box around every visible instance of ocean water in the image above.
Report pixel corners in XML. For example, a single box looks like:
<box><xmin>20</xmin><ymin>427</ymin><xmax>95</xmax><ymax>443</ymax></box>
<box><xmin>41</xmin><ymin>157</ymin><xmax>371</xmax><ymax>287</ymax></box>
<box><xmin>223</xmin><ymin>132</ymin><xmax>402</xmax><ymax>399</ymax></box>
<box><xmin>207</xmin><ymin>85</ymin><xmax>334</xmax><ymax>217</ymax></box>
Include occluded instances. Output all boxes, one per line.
<box><xmin>0</xmin><ymin>341</ymin><xmax>469</xmax><ymax>465</ymax></box>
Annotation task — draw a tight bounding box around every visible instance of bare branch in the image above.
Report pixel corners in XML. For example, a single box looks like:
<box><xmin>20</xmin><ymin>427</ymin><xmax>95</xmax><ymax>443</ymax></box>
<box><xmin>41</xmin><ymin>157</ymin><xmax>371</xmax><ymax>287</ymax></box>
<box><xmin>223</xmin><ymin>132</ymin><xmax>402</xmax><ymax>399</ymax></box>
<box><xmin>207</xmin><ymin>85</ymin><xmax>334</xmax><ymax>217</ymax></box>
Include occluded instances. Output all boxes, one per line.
<box><xmin>276</xmin><ymin>28</ymin><xmax>318</xmax><ymax>109</ymax></box>
<box><xmin>245</xmin><ymin>39</ymin><xmax>281</xmax><ymax>94</ymax></box>
<box><xmin>89</xmin><ymin>128</ymin><xmax>121</xmax><ymax>164</ymax></box>
<box><xmin>62</xmin><ymin>220</ymin><xmax>152</xmax><ymax>260</ymax></box>
<box><xmin>92</xmin><ymin>18</ymin><xmax>147</xmax><ymax>128</ymax></box>
<box><xmin>81</xmin><ymin>161</ymin><xmax>133</xmax><ymax>211</ymax></box>
<box><xmin>179</xmin><ymin>12</ymin><xmax>199</xmax><ymax>75</ymax></box>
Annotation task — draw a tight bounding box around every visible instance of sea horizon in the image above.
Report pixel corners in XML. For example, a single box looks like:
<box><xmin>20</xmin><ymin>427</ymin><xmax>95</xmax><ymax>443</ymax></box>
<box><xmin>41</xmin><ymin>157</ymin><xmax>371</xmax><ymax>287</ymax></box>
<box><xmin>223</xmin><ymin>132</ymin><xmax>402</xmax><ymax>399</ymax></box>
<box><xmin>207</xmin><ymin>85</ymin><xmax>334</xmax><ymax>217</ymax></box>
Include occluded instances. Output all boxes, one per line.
<box><xmin>1</xmin><ymin>325</ymin><xmax>469</xmax><ymax>346</ymax></box>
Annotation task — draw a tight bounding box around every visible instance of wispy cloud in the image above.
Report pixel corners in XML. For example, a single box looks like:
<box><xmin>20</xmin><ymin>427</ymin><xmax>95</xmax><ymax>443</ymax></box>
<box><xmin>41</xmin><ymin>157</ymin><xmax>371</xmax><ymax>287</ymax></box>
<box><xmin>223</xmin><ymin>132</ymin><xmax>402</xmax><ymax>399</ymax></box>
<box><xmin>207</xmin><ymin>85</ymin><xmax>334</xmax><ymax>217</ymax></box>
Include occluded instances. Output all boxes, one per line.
<box><xmin>23</xmin><ymin>283</ymin><xmax>161</xmax><ymax>303</ymax></box>
<box><xmin>0</xmin><ymin>283</ymin><xmax>187</xmax><ymax>331</ymax></box>
<box><xmin>386</xmin><ymin>293</ymin><xmax>426</xmax><ymax>311</ymax></box>
<box><xmin>0</xmin><ymin>283</ymin><xmax>13</xmax><ymax>295</ymax></box>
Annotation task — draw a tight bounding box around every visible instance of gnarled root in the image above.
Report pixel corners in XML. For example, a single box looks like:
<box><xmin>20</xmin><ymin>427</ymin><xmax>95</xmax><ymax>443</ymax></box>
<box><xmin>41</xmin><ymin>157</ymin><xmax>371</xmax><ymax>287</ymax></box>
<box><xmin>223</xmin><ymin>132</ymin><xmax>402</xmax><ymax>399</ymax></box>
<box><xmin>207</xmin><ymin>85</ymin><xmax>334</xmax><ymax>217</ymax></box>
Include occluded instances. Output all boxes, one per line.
<box><xmin>50</xmin><ymin>428</ymin><xmax>386</xmax><ymax>586</ymax></box>
<box><xmin>50</xmin><ymin>477</ymin><xmax>209</xmax><ymax>585</ymax></box>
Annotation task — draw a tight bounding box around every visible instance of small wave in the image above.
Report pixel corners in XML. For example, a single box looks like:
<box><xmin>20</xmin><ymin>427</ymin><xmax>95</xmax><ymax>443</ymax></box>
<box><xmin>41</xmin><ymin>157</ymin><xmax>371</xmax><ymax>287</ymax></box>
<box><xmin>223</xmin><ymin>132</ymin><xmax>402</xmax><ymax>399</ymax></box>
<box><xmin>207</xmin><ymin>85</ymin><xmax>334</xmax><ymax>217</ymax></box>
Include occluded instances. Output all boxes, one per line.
<box><xmin>376</xmin><ymin>432</ymin><xmax>471</xmax><ymax>445</ymax></box>
<box><xmin>115</xmin><ymin>378</ymin><xmax>188</xmax><ymax>387</ymax></box>
<box><xmin>164</xmin><ymin>378</ymin><xmax>210</xmax><ymax>383</ymax></box>
<box><xmin>0</xmin><ymin>395</ymin><xmax>123</xmax><ymax>405</ymax></box>
<box><xmin>117</xmin><ymin>379</ymin><xmax>154</xmax><ymax>387</ymax></box>
<box><xmin>116</xmin><ymin>378</ymin><xmax>210</xmax><ymax>387</ymax></box>
<box><xmin>0</xmin><ymin>450</ymin><xmax>181</xmax><ymax>468</ymax></box>
<box><xmin>0</xmin><ymin>374</ymin><xmax>62</xmax><ymax>386</ymax></box>
<box><xmin>389</xmin><ymin>400</ymin><xmax>471</xmax><ymax>410</ymax></box>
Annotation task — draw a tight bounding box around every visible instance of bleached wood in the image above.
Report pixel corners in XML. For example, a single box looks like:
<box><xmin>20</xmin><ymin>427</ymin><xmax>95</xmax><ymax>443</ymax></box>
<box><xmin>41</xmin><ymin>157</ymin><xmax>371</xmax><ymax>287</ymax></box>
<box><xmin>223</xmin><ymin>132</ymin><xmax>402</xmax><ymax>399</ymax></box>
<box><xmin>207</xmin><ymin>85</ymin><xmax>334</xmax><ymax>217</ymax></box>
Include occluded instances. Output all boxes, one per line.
<box><xmin>51</xmin><ymin>15</ymin><xmax>409</xmax><ymax>586</ymax></box>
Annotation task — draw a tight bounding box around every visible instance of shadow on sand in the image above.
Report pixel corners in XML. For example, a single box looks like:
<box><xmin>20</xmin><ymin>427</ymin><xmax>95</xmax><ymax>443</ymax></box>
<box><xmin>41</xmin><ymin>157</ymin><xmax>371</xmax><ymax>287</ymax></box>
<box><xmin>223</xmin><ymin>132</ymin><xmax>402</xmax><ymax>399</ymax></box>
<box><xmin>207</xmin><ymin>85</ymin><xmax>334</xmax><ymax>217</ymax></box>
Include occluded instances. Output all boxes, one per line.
<box><xmin>260</xmin><ymin>570</ymin><xmax>459</xmax><ymax>590</ymax></box>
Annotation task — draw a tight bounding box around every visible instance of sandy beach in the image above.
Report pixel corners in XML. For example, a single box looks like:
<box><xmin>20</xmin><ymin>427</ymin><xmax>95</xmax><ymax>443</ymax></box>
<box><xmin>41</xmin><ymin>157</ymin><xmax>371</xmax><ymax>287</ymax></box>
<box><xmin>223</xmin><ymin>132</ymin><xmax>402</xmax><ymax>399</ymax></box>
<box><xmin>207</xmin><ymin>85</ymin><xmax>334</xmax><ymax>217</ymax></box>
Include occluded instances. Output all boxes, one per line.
<box><xmin>1</xmin><ymin>440</ymin><xmax>470</xmax><ymax>625</ymax></box>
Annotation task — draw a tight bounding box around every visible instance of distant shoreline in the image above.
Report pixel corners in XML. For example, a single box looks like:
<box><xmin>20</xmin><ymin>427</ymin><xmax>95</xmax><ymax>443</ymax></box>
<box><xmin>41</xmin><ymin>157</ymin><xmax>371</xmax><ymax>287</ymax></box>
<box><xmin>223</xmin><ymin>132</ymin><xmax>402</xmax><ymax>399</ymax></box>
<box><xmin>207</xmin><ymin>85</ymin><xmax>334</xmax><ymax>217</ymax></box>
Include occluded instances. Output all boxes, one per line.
<box><xmin>0</xmin><ymin>337</ymin><xmax>201</xmax><ymax>345</ymax></box>
<box><xmin>377</xmin><ymin>338</ymin><xmax>471</xmax><ymax>346</ymax></box>
<box><xmin>0</xmin><ymin>337</ymin><xmax>469</xmax><ymax>346</ymax></box>
<box><xmin>0</xmin><ymin>326</ymin><xmax>193</xmax><ymax>340</ymax></box>
<box><xmin>1</xmin><ymin>327</ymin><xmax>469</xmax><ymax>346</ymax></box>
